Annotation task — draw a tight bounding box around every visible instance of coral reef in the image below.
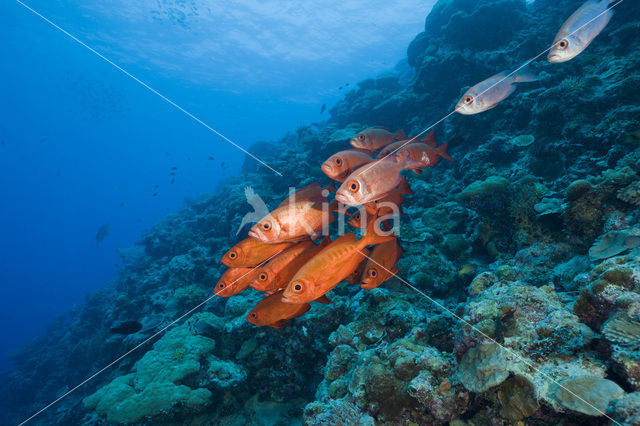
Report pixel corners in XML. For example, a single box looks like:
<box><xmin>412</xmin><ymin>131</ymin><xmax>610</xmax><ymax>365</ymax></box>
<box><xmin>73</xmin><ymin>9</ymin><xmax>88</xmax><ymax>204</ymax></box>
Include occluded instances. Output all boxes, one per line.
<box><xmin>0</xmin><ymin>0</ymin><xmax>638</xmax><ymax>424</ymax></box>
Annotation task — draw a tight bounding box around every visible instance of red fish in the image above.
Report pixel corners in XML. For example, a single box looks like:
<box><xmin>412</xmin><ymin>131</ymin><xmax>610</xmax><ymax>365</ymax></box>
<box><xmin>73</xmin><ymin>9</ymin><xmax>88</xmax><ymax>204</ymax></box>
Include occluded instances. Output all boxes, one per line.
<box><xmin>360</xmin><ymin>238</ymin><xmax>402</xmax><ymax>289</ymax></box>
<box><xmin>249</xmin><ymin>197</ymin><xmax>335</xmax><ymax>243</ymax></box>
<box><xmin>335</xmin><ymin>157</ymin><xmax>411</xmax><ymax>206</ymax></box>
<box><xmin>221</xmin><ymin>237</ymin><xmax>294</xmax><ymax>267</ymax></box>
<box><xmin>215</xmin><ymin>267</ymin><xmax>260</xmax><ymax>297</ymax></box>
<box><xmin>396</xmin><ymin>132</ymin><xmax>452</xmax><ymax>174</ymax></box>
<box><xmin>321</xmin><ymin>150</ymin><xmax>373</xmax><ymax>182</ymax></box>
<box><xmin>251</xmin><ymin>237</ymin><xmax>329</xmax><ymax>292</ymax></box>
<box><xmin>351</xmin><ymin>127</ymin><xmax>406</xmax><ymax>150</ymax></box>
<box><xmin>246</xmin><ymin>291</ymin><xmax>311</xmax><ymax>328</ymax></box>
<box><xmin>282</xmin><ymin>216</ymin><xmax>394</xmax><ymax>304</ymax></box>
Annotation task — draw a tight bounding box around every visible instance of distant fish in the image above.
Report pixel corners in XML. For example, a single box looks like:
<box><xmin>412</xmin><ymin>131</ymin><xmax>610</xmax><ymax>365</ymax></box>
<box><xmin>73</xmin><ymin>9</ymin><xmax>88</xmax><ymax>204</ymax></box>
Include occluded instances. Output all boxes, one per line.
<box><xmin>170</xmin><ymin>172</ymin><xmax>176</xmax><ymax>176</ymax></box>
<box><xmin>351</xmin><ymin>127</ymin><xmax>406</xmax><ymax>150</ymax></box>
<box><xmin>95</xmin><ymin>224</ymin><xmax>110</xmax><ymax>246</ymax></box>
<box><xmin>171</xmin><ymin>166</ymin><xmax>177</xmax><ymax>170</ymax></box>
<box><xmin>154</xmin><ymin>184</ymin><xmax>159</xmax><ymax>189</ymax></box>
<box><xmin>208</xmin><ymin>156</ymin><xmax>215</xmax><ymax>160</ymax></box>
<box><xmin>110</xmin><ymin>320</ymin><xmax>142</xmax><ymax>335</ymax></box>
<box><xmin>119</xmin><ymin>202</ymin><xmax>125</xmax><ymax>207</ymax></box>
<box><xmin>221</xmin><ymin>161</ymin><xmax>226</xmax><ymax>168</ymax></box>
<box><xmin>458</xmin><ymin>264</ymin><xmax>477</xmax><ymax>275</ymax></box>
<box><xmin>455</xmin><ymin>61</ymin><xmax>538</xmax><ymax>115</ymax></box>
<box><xmin>171</xmin><ymin>178</ymin><xmax>175</xmax><ymax>184</ymax></box>
<box><xmin>548</xmin><ymin>0</ymin><xmax>614</xmax><ymax>63</ymax></box>
<box><xmin>152</xmin><ymin>193</ymin><xmax>158</xmax><ymax>197</ymax></box>
<box><xmin>320</xmin><ymin>104</ymin><xmax>326</xmax><ymax>114</ymax></box>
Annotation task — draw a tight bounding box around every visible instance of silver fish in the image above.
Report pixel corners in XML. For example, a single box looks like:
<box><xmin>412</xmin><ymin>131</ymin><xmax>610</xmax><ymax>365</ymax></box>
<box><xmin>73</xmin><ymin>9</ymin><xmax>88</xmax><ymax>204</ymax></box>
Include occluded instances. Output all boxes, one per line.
<box><xmin>548</xmin><ymin>0</ymin><xmax>613</xmax><ymax>63</ymax></box>
<box><xmin>455</xmin><ymin>61</ymin><xmax>537</xmax><ymax>115</ymax></box>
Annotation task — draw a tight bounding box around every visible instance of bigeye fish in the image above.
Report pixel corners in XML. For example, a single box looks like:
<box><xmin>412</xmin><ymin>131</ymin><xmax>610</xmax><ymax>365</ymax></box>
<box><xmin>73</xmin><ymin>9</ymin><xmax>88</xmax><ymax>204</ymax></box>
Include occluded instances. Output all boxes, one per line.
<box><xmin>548</xmin><ymin>0</ymin><xmax>614</xmax><ymax>63</ymax></box>
<box><xmin>221</xmin><ymin>237</ymin><xmax>294</xmax><ymax>267</ymax></box>
<box><xmin>282</xmin><ymin>217</ymin><xmax>393</xmax><ymax>304</ymax></box>
<box><xmin>351</xmin><ymin>127</ymin><xmax>406</xmax><ymax>151</ymax></box>
<box><xmin>455</xmin><ymin>62</ymin><xmax>538</xmax><ymax>115</ymax></box>
<box><xmin>214</xmin><ymin>267</ymin><xmax>260</xmax><ymax>297</ymax></box>
<box><xmin>247</xmin><ymin>291</ymin><xmax>311</xmax><ymax>328</ymax></box>
<box><xmin>249</xmin><ymin>199</ymin><xmax>335</xmax><ymax>243</ymax></box>
<box><xmin>247</xmin><ymin>291</ymin><xmax>330</xmax><ymax>328</ymax></box>
<box><xmin>335</xmin><ymin>157</ymin><xmax>409</xmax><ymax>206</ymax></box>
<box><xmin>360</xmin><ymin>238</ymin><xmax>402</xmax><ymax>290</ymax></box>
<box><xmin>321</xmin><ymin>150</ymin><xmax>374</xmax><ymax>182</ymax></box>
<box><xmin>396</xmin><ymin>139</ymin><xmax>453</xmax><ymax>174</ymax></box>
<box><xmin>378</xmin><ymin>131</ymin><xmax>435</xmax><ymax>159</ymax></box>
<box><xmin>251</xmin><ymin>238</ymin><xmax>329</xmax><ymax>292</ymax></box>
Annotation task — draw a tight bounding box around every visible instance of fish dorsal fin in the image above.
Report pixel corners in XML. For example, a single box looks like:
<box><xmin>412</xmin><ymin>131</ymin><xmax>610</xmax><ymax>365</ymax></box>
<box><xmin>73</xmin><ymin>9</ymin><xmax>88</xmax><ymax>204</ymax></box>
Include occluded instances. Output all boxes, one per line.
<box><xmin>371</xmin><ymin>126</ymin><xmax>390</xmax><ymax>130</ymax></box>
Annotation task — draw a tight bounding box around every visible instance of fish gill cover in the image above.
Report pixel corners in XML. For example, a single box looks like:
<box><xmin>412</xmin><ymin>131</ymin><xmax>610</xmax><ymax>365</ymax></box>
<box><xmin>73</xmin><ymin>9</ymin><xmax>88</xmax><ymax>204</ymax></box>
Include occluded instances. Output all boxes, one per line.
<box><xmin>2</xmin><ymin>0</ymin><xmax>640</xmax><ymax>424</ymax></box>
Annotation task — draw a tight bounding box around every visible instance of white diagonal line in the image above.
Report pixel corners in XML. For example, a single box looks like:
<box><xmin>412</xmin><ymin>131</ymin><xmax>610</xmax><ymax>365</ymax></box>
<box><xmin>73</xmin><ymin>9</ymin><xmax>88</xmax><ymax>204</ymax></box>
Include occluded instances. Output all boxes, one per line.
<box><xmin>13</xmin><ymin>0</ymin><xmax>283</xmax><ymax>177</ymax></box>
<box><xmin>358</xmin><ymin>250</ymin><xmax>622</xmax><ymax>425</ymax></box>
<box><xmin>364</xmin><ymin>0</ymin><xmax>625</xmax><ymax>175</ymax></box>
<box><xmin>18</xmin><ymin>251</ymin><xmax>280</xmax><ymax>425</ymax></box>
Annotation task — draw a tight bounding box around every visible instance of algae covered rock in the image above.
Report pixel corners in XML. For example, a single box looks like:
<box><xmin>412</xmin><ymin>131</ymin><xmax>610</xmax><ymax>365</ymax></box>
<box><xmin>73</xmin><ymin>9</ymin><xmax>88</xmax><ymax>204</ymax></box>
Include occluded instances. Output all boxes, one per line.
<box><xmin>457</xmin><ymin>342</ymin><xmax>509</xmax><ymax>393</ymax></box>
<box><xmin>552</xmin><ymin>376</ymin><xmax>625</xmax><ymax>416</ymax></box>
<box><xmin>497</xmin><ymin>375</ymin><xmax>539</xmax><ymax>421</ymax></box>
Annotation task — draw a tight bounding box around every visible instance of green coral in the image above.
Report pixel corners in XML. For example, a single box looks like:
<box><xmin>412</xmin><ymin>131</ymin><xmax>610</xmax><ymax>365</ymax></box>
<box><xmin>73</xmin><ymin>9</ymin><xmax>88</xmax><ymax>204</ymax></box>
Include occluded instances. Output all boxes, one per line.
<box><xmin>457</xmin><ymin>176</ymin><xmax>509</xmax><ymax>201</ymax></box>
<box><xmin>83</xmin><ymin>320</ymin><xmax>216</xmax><ymax>423</ymax></box>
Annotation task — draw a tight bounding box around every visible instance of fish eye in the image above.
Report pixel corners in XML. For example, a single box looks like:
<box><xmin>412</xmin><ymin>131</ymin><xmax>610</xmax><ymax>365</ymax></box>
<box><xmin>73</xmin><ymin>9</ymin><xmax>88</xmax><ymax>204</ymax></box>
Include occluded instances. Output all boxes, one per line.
<box><xmin>259</xmin><ymin>273</ymin><xmax>267</xmax><ymax>281</ymax></box>
<box><xmin>355</xmin><ymin>213</ymin><xmax>360</xmax><ymax>219</ymax></box>
<box><xmin>558</xmin><ymin>39</ymin><xmax>568</xmax><ymax>49</ymax></box>
<box><xmin>358</xmin><ymin>134</ymin><xmax>365</xmax><ymax>141</ymax></box>
<box><xmin>369</xmin><ymin>269</ymin><xmax>377</xmax><ymax>278</ymax></box>
<box><xmin>464</xmin><ymin>96</ymin><xmax>474</xmax><ymax>105</ymax></box>
<box><xmin>262</xmin><ymin>222</ymin><xmax>271</xmax><ymax>231</ymax></box>
<box><xmin>335</xmin><ymin>157</ymin><xmax>343</xmax><ymax>166</ymax></box>
<box><xmin>292</xmin><ymin>282</ymin><xmax>304</xmax><ymax>292</ymax></box>
<box><xmin>348</xmin><ymin>181</ymin><xmax>360</xmax><ymax>192</ymax></box>
<box><xmin>228</xmin><ymin>251</ymin><xmax>237</xmax><ymax>259</ymax></box>
<box><xmin>218</xmin><ymin>283</ymin><xmax>225</xmax><ymax>288</ymax></box>
<box><xmin>250</xmin><ymin>312</ymin><xmax>256</xmax><ymax>318</ymax></box>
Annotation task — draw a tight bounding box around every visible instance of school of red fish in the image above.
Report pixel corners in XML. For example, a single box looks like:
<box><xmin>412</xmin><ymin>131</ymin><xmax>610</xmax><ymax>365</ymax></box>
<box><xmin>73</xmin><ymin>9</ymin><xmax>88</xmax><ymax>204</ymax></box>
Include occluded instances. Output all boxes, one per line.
<box><xmin>216</xmin><ymin>127</ymin><xmax>452</xmax><ymax>328</ymax></box>
<box><xmin>214</xmin><ymin>0</ymin><xmax>616</xmax><ymax>327</ymax></box>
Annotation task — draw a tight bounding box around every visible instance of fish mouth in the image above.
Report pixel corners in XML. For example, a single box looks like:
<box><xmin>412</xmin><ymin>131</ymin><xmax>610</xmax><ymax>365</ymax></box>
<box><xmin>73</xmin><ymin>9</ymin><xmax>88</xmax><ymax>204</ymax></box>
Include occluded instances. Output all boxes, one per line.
<box><xmin>547</xmin><ymin>53</ymin><xmax>564</xmax><ymax>63</ymax></box>
<box><xmin>281</xmin><ymin>294</ymin><xmax>297</xmax><ymax>304</ymax></box>
<box><xmin>248</xmin><ymin>230</ymin><xmax>263</xmax><ymax>241</ymax></box>
<box><xmin>335</xmin><ymin>192</ymin><xmax>358</xmax><ymax>207</ymax></box>
<box><xmin>321</xmin><ymin>163</ymin><xmax>334</xmax><ymax>176</ymax></box>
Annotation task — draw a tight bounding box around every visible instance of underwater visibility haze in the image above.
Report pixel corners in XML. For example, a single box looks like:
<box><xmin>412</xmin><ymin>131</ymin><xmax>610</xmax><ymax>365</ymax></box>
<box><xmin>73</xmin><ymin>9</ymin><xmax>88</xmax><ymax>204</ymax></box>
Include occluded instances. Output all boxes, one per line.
<box><xmin>1</xmin><ymin>0</ymin><xmax>640</xmax><ymax>424</ymax></box>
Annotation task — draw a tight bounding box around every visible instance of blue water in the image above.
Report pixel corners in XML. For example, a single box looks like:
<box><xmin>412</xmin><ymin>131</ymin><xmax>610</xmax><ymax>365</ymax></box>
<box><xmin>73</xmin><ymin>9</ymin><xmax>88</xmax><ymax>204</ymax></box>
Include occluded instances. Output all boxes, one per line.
<box><xmin>0</xmin><ymin>0</ymin><xmax>431</xmax><ymax>371</ymax></box>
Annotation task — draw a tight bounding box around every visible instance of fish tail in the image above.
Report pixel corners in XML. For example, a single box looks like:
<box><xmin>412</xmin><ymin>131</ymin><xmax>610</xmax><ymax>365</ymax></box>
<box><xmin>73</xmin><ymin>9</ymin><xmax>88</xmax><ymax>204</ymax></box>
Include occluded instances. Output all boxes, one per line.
<box><xmin>437</xmin><ymin>142</ymin><xmax>454</xmax><ymax>162</ymax></box>
<box><xmin>362</xmin><ymin>214</ymin><xmax>395</xmax><ymax>246</ymax></box>
<box><xmin>394</xmin><ymin>129</ymin><xmax>407</xmax><ymax>140</ymax></box>
<box><xmin>513</xmin><ymin>59</ymin><xmax>538</xmax><ymax>83</ymax></box>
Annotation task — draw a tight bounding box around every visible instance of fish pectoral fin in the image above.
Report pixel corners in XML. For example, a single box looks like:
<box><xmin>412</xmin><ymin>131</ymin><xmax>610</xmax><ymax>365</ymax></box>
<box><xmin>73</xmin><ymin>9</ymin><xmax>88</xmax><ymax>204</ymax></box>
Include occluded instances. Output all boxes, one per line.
<box><xmin>314</xmin><ymin>295</ymin><xmax>331</xmax><ymax>304</ymax></box>
<box><xmin>411</xmin><ymin>168</ymin><xmax>423</xmax><ymax>175</ymax></box>
<box><xmin>269</xmin><ymin>320</ymin><xmax>288</xmax><ymax>328</ymax></box>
